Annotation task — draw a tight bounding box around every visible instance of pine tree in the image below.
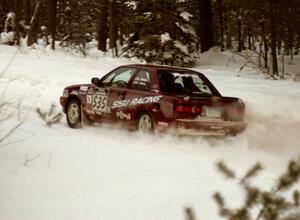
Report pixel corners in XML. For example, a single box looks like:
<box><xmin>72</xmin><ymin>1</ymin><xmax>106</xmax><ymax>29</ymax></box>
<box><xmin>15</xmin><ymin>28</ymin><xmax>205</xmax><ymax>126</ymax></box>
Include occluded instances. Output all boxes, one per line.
<box><xmin>57</xmin><ymin>0</ymin><xmax>97</xmax><ymax>55</ymax></box>
<box><xmin>123</xmin><ymin>0</ymin><xmax>198</xmax><ymax>67</ymax></box>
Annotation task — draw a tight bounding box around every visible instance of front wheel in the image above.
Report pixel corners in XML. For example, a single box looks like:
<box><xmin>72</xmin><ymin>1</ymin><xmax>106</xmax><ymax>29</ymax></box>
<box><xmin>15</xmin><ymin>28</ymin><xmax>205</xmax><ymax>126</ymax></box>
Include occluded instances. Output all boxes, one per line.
<box><xmin>66</xmin><ymin>99</ymin><xmax>81</xmax><ymax>128</ymax></box>
<box><xmin>137</xmin><ymin>113</ymin><xmax>154</xmax><ymax>133</ymax></box>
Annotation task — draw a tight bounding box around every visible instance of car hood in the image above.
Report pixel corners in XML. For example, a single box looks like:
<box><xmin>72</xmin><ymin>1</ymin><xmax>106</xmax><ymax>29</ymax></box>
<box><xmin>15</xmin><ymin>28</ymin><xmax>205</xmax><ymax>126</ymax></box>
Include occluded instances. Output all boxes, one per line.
<box><xmin>65</xmin><ymin>84</ymin><xmax>92</xmax><ymax>90</ymax></box>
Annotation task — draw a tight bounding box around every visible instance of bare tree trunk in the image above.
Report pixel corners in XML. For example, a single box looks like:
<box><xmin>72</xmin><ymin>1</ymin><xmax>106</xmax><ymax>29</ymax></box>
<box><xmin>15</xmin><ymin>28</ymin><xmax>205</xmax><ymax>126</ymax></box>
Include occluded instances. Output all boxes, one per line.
<box><xmin>119</xmin><ymin>24</ymin><xmax>124</xmax><ymax>46</ymax></box>
<box><xmin>57</xmin><ymin>0</ymin><xmax>65</xmax><ymax>34</ymax></box>
<box><xmin>225</xmin><ymin>13</ymin><xmax>232</xmax><ymax>49</ymax></box>
<box><xmin>251</xmin><ymin>35</ymin><xmax>255</xmax><ymax>51</ymax></box>
<box><xmin>97</xmin><ymin>0</ymin><xmax>108</xmax><ymax>52</ymax></box>
<box><xmin>198</xmin><ymin>0</ymin><xmax>214</xmax><ymax>52</ymax></box>
<box><xmin>237</xmin><ymin>12</ymin><xmax>242</xmax><ymax>52</ymax></box>
<box><xmin>48</xmin><ymin>0</ymin><xmax>57</xmax><ymax>49</ymax></box>
<box><xmin>269</xmin><ymin>0</ymin><xmax>278</xmax><ymax>76</ymax></box>
<box><xmin>277</xmin><ymin>34</ymin><xmax>282</xmax><ymax>55</ymax></box>
<box><xmin>27</xmin><ymin>2</ymin><xmax>41</xmax><ymax>46</ymax></box>
<box><xmin>259</xmin><ymin>40</ymin><xmax>262</xmax><ymax>67</ymax></box>
<box><xmin>226</xmin><ymin>28</ymin><xmax>232</xmax><ymax>49</ymax></box>
<box><xmin>217</xmin><ymin>0</ymin><xmax>224</xmax><ymax>51</ymax></box>
<box><xmin>247</xmin><ymin>27</ymin><xmax>252</xmax><ymax>50</ymax></box>
<box><xmin>109</xmin><ymin>0</ymin><xmax>118</xmax><ymax>57</ymax></box>
<box><xmin>281</xmin><ymin>46</ymin><xmax>285</xmax><ymax>77</ymax></box>
<box><xmin>260</xmin><ymin>20</ymin><xmax>268</xmax><ymax>69</ymax></box>
<box><xmin>286</xmin><ymin>23</ymin><xmax>293</xmax><ymax>59</ymax></box>
<box><xmin>295</xmin><ymin>34</ymin><xmax>300</xmax><ymax>55</ymax></box>
<box><xmin>24</xmin><ymin>0</ymin><xmax>31</xmax><ymax>25</ymax></box>
<box><xmin>14</xmin><ymin>0</ymin><xmax>20</xmax><ymax>46</ymax></box>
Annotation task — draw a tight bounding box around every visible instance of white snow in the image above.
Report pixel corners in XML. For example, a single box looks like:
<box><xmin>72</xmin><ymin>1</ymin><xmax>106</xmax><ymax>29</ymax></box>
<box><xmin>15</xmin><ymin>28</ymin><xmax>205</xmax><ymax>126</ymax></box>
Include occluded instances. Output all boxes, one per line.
<box><xmin>6</xmin><ymin>12</ymin><xmax>15</xmax><ymax>19</ymax></box>
<box><xmin>125</xmin><ymin>1</ymin><xmax>137</xmax><ymax>10</ymax></box>
<box><xmin>174</xmin><ymin>40</ymin><xmax>189</xmax><ymax>55</ymax></box>
<box><xmin>0</xmin><ymin>32</ymin><xmax>14</xmax><ymax>44</ymax></box>
<box><xmin>160</xmin><ymin>32</ymin><xmax>171</xmax><ymax>43</ymax></box>
<box><xmin>179</xmin><ymin>11</ymin><xmax>193</xmax><ymax>22</ymax></box>
<box><xmin>0</xmin><ymin>45</ymin><xmax>300</xmax><ymax>220</ymax></box>
<box><xmin>175</xmin><ymin>22</ymin><xmax>197</xmax><ymax>37</ymax></box>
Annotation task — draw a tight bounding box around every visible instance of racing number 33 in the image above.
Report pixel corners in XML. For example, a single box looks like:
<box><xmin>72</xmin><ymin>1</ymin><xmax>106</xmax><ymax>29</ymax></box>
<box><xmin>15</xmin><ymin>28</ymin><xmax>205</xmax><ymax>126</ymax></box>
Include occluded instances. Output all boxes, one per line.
<box><xmin>92</xmin><ymin>93</ymin><xmax>107</xmax><ymax>112</ymax></box>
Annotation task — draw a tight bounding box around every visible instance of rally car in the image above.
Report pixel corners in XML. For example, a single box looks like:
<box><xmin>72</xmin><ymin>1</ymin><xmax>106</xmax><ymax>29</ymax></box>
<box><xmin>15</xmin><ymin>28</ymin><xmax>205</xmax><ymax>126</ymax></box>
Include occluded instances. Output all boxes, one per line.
<box><xmin>60</xmin><ymin>64</ymin><xmax>247</xmax><ymax>136</ymax></box>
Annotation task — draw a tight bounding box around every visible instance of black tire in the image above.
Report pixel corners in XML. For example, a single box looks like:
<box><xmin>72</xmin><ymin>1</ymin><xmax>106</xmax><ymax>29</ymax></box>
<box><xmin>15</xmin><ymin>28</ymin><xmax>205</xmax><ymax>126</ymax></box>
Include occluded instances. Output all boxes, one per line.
<box><xmin>137</xmin><ymin>113</ymin><xmax>154</xmax><ymax>133</ymax></box>
<box><xmin>66</xmin><ymin>99</ymin><xmax>82</xmax><ymax>128</ymax></box>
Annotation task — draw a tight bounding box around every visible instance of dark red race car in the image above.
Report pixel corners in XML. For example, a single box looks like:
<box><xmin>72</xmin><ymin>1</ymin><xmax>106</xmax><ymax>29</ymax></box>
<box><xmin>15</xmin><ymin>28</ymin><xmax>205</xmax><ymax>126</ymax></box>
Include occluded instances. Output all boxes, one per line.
<box><xmin>60</xmin><ymin>64</ymin><xmax>247</xmax><ymax>136</ymax></box>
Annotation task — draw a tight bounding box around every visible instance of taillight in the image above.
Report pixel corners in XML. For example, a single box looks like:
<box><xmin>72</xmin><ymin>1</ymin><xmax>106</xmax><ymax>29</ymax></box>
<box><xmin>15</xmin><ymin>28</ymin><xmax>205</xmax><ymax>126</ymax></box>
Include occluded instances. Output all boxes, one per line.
<box><xmin>175</xmin><ymin>105</ymin><xmax>184</xmax><ymax>112</ymax></box>
<box><xmin>227</xmin><ymin>104</ymin><xmax>245</xmax><ymax>121</ymax></box>
<box><xmin>229</xmin><ymin>105</ymin><xmax>244</xmax><ymax>115</ymax></box>
<box><xmin>175</xmin><ymin>105</ymin><xmax>202</xmax><ymax>113</ymax></box>
<box><xmin>195</xmin><ymin>106</ymin><xmax>202</xmax><ymax>113</ymax></box>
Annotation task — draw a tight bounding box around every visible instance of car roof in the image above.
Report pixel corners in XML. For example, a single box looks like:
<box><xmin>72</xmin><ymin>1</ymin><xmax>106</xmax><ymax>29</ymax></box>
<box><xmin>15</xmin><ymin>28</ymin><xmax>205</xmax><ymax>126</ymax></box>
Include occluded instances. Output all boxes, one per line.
<box><xmin>119</xmin><ymin>64</ymin><xmax>193</xmax><ymax>72</ymax></box>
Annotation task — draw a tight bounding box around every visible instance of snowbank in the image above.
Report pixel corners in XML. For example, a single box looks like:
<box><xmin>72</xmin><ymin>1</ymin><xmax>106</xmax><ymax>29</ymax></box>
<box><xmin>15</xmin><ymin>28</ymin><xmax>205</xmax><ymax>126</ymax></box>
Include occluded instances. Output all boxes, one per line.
<box><xmin>0</xmin><ymin>45</ymin><xmax>300</xmax><ymax>220</ymax></box>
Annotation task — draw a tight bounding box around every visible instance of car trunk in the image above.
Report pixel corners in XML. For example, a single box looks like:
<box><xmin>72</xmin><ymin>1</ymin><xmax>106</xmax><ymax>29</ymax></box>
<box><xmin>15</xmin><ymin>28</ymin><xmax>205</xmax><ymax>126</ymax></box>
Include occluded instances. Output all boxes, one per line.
<box><xmin>173</xmin><ymin>95</ymin><xmax>245</xmax><ymax>122</ymax></box>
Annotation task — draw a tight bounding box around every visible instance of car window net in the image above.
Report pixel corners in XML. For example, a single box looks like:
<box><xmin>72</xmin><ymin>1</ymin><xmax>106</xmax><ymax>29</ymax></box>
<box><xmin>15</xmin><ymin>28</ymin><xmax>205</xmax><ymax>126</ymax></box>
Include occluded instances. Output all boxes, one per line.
<box><xmin>132</xmin><ymin>70</ymin><xmax>151</xmax><ymax>91</ymax></box>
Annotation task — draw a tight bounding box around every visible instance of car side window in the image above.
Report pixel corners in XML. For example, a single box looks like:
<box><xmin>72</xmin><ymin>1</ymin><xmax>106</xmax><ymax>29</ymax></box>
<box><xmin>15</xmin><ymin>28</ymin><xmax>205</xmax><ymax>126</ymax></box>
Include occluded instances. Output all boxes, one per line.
<box><xmin>131</xmin><ymin>70</ymin><xmax>151</xmax><ymax>91</ymax></box>
<box><xmin>101</xmin><ymin>67</ymin><xmax>136</xmax><ymax>88</ymax></box>
<box><xmin>158</xmin><ymin>71</ymin><xmax>214</xmax><ymax>96</ymax></box>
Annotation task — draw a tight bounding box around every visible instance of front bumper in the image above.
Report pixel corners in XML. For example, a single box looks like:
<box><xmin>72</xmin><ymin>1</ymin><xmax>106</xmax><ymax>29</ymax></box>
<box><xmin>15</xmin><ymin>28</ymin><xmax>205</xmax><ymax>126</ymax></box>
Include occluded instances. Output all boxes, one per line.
<box><xmin>174</xmin><ymin>118</ymin><xmax>247</xmax><ymax>136</ymax></box>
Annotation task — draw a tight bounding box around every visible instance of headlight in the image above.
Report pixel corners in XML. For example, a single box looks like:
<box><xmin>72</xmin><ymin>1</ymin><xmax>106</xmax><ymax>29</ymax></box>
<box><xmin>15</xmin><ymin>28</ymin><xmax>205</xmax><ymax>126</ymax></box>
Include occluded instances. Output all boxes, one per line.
<box><xmin>63</xmin><ymin>89</ymin><xmax>69</xmax><ymax>97</ymax></box>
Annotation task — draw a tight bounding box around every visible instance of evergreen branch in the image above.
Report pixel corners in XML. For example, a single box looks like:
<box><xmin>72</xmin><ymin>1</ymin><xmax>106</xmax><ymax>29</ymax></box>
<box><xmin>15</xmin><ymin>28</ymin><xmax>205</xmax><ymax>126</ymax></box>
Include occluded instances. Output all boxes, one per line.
<box><xmin>36</xmin><ymin>103</ymin><xmax>63</xmax><ymax>126</ymax></box>
<box><xmin>184</xmin><ymin>207</ymin><xmax>196</xmax><ymax>220</ymax></box>
<box><xmin>216</xmin><ymin>161</ymin><xmax>236</xmax><ymax>179</ymax></box>
<box><xmin>293</xmin><ymin>190</ymin><xmax>299</xmax><ymax>207</ymax></box>
<box><xmin>213</xmin><ymin>192</ymin><xmax>232</xmax><ymax>217</ymax></box>
<box><xmin>46</xmin><ymin>112</ymin><xmax>63</xmax><ymax>126</ymax></box>
<box><xmin>276</xmin><ymin>160</ymin><xmax>300</xmax><ymax>191</ymax></box>
<box><xmin>244</xmin><ymin>185</ymin><xmax>261</xmax><ymax>207</ymax></box>
<box><xmin>47</xmin><ymin>103</ymin><xmax>57</xmax><ymax>117</ymax></box>
<box><xmin>23</xmin><ymin>153</ymin><xmax>40</xmax><ymax>166</ymax></box>
<box><xmin>241</xmin><ymin>162</ymin><xmax>263</xmax><ymax>183</ymax></box>
<box><xmin>36</xmin><ymin>107</ymin><xmax>47</xmax><ymax>121</ymax></box>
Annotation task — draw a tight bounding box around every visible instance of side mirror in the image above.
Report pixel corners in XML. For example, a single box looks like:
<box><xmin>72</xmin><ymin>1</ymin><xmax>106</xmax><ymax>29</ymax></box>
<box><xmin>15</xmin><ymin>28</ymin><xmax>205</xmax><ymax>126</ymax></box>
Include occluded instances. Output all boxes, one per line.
<box><xmin>91</xmin><ymin>77</ymin><xmax>101</xmax><ymax>85</ymax></box>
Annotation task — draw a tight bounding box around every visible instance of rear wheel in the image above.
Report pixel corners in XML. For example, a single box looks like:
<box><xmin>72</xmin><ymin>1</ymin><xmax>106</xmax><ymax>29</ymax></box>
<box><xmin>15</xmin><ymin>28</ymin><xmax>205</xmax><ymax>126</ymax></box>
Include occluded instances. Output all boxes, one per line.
<box><xmin>66</xmin><ymin>99</ymin><xmax>81</xmax><ymax>128</ymax></box>
<box><xmin>137</xmin><ymin>113</ymin><xmax>154</xmax><ymax>133</ymax></box>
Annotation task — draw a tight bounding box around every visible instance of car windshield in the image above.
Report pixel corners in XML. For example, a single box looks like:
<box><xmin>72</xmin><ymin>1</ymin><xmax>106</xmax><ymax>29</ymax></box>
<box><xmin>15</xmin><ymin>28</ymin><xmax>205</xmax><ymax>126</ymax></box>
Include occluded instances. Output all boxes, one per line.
<box><xmin>158</xmin><ymin>70</ymin><xmax>219</xmax><ymax>97</ymax></box>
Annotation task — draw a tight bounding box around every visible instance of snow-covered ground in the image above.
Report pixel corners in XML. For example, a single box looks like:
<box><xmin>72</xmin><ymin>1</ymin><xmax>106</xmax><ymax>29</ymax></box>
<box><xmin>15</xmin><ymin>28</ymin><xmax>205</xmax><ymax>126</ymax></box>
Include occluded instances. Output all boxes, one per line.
<box><xmin>0</xmin><ymin>45</ymin><xmax>300</xmax><ymax>220</ymax></box>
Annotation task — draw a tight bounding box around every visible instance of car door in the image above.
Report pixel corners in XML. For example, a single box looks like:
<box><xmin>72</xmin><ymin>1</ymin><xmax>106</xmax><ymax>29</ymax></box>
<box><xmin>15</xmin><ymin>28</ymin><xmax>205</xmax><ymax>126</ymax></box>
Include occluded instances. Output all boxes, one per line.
<box><xmin>124</xmin><ymin>69</ymin><xmax>162</xmax><ymax>120</ymax></box>
<box><xmin>104</xmin><ymin>67</ymin><xmax>137</xmax><ymax>122</ymax></box>
<box><xmin>90</xmin><ymin>67</ymin><xmax>137</xmax><ymax>123</ymax></box>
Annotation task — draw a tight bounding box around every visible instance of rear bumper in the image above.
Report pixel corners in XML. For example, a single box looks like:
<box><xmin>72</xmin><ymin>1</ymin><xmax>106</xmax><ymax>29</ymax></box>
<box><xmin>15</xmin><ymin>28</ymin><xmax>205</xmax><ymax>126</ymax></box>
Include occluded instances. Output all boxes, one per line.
<box><xmin>176</xmin><ymin>118</ymin><xmax>247</xmax><ymax>136</ymax></box>
<box><xmin>160</xmin><ymin>118</ymin><xmax>247</xmax><ymax>136</ymax></box>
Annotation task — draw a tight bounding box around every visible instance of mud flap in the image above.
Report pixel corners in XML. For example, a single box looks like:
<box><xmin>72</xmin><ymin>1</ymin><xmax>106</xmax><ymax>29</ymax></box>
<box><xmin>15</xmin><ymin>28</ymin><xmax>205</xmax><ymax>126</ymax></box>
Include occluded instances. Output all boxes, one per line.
<box><xmin>80</xmin><ymin>105</ymin><xmax>84</xmax><ymax>128</ymax></box>
<box><xmin>81</xmin><ymin>105</ymin><xmax>93</xmax><ymax>127</ymax></box>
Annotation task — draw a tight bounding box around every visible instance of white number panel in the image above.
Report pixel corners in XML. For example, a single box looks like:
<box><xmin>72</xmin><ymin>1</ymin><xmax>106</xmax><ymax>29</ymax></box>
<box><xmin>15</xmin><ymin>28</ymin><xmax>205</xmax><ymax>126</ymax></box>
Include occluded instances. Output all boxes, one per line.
<box><xmin>92</xmin><ymin>90</ymin><xmax>110</xmax><ymax>113</ymax></box>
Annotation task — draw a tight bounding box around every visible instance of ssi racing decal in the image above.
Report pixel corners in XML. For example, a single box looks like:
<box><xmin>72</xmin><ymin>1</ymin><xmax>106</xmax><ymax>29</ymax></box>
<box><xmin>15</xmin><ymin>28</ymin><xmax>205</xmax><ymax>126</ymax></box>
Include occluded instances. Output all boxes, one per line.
<box><xmin>112</xmin><ymin>95</ymin><xmax>162</xmax><ymax>109</ymax></box>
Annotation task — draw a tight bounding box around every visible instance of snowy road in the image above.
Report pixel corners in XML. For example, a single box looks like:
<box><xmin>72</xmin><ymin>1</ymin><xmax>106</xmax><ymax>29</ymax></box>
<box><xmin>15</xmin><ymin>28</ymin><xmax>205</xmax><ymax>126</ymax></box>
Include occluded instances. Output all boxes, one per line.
<box><xmin>0</xmin><ymin>45</ymin><xmax>300</xmax><ymax>220</ymax></box>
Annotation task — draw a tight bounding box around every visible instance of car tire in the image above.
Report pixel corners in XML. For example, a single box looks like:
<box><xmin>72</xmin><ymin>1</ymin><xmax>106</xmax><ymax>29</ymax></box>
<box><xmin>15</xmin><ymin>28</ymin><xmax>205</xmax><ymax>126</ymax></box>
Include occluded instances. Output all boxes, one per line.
<box><xmin>137</xmin><ymin>113</ymin><xmax>154</xmax><ymax>133</ymax></box>
<box><xmin>66</xmin><ymin>99</ymin><xmax>82</xmax><ymax>128</ymax></box>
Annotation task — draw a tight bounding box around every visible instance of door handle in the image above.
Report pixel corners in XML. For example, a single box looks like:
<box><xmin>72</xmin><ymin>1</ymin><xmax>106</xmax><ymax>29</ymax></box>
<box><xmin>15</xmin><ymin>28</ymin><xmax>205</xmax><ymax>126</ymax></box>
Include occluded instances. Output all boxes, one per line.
<box><xmin>117</xmin><ymin>91</ymin><xmax>126</xmax><ymax>99</ymax></box>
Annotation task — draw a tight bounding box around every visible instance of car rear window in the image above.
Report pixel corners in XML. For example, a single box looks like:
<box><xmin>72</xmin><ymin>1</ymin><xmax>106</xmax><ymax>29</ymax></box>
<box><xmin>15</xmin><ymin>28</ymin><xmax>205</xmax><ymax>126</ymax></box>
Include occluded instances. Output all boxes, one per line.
<box><xmin>158</xmin><ymin>70</ymin><xmax>216</xmax><ymax>96</ymax></box>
